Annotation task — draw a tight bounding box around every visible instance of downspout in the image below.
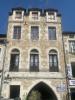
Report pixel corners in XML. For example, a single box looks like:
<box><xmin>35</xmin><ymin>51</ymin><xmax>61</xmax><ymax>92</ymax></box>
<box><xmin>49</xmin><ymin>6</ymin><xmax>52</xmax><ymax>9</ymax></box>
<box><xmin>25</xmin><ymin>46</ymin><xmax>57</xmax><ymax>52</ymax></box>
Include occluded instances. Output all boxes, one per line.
<box><xmin>62</xmin><ymin>33</ymin><xmax>70</xmax><ymax>100</ymax></box>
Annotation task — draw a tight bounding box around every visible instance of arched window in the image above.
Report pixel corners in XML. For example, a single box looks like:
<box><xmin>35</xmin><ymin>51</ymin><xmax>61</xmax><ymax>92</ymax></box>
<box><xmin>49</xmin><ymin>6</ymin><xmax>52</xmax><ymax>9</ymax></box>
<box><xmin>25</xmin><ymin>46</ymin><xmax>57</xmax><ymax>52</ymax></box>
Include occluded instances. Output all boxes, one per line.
<box><xmin>30</xmin><ymin>49</ymin><xmax>39</xmax><ymax>72</ymax></box>
<box><xmin>49</xmin><ymin>50</ymin><xmax>59</xmax><ymax>72</ymax></box>
<box><xmin>9</xmin><ymin>49</ymin><xmax>20</xmax><ymax>72</ymax></box>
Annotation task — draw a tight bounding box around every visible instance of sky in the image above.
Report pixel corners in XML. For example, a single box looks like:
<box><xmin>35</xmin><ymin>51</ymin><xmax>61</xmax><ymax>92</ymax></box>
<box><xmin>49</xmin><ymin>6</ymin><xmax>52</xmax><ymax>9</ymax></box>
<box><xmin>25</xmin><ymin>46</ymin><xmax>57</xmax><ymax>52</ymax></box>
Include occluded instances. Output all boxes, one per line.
<box><xmin>0</xmin><ymin>0</ymin><xmax>75</xmax><ymax>34</ymax></box>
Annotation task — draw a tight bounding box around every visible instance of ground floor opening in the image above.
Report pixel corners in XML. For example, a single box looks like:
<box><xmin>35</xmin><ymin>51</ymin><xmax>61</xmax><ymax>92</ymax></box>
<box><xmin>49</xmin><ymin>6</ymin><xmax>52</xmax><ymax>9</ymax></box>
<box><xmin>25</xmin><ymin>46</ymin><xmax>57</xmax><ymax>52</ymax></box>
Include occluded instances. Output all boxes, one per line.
<box><xmin>10</xmin><ymin>85</ymin><xmax>20</xmax><ymax>99</ymax></box>
<box><xmin>27</xmin><ymin>82</ymin><xmax>57</xmax><ymax>100</ymax></box>
<box><xmin>71</xmin><ymin>88</ymin><xmax>75</xmax><ymax>100</ymax></box>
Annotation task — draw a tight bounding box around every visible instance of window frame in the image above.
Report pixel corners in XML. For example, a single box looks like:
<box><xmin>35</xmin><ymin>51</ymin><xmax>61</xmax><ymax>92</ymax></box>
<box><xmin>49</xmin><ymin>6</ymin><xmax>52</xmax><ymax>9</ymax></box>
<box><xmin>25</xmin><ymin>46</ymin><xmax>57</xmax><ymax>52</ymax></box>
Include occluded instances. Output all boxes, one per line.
<box><xmin>46</xmin><ymin>12</ymin><xmax>57</xmax><ymax>22</ymax></box>
<box><xmin>48</xmin><ymin>26</ymin><xmax>56</xmax><ymax>40</ymax></box>
<box><xmin>13</xmin><ymin>26</ymin><xmax>21</xmax><ymax>39</ymax></box>
<box><xmin>31</xmin><ymin>26</ymin><xmax>39</xmax><ymax>40</ymax></box>
<box><xmin>48</xmin><ymin>12</ymin><xmax>55</xmax><ymax>20</ymax></box>
<box><xmin>9</xmin><ymin>49</ymin><xmax>20</xmax><ymax>72</ymax></box>
<box><xmin>69</xmin><ymin>34</ymin><xmax>74</xmax><ymax>38</ymax></box>
<box><xmin>71</xmin><ymin>62</ymin><xmax>75</xmax><ymax>78</ymax></box>
<box><xmin>30</xmin><ymin>49</ymin><xmax>39</xmax><ymax>72</ymax></box>
<box><xmin>69</xmin><ymin>41</ymin><xmax>75</xmax><ymax>54</ymax></box>
<box><xmin>49</xmin><ymin>50</ymin><xmax>59</xmax><ymax>72</ymax></box>
<box><xmin>32</xmin><ymin>11</ymin><xmax>39</xmax><ymax>20</ymax></box>
<box><xmin>15</xmin><ymin>10</ymin><xmax>22</xmax><ymax>19</ymax></box>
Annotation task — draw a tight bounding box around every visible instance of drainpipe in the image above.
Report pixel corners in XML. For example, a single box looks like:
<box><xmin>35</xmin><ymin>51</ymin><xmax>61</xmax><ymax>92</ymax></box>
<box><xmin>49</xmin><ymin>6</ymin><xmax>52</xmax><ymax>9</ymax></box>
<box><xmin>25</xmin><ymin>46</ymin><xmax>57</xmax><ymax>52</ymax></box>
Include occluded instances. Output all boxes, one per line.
<box><xmin>62</xmin><ymin>33</ymin><xmax>70</xmax><ymax>100</ymax></box>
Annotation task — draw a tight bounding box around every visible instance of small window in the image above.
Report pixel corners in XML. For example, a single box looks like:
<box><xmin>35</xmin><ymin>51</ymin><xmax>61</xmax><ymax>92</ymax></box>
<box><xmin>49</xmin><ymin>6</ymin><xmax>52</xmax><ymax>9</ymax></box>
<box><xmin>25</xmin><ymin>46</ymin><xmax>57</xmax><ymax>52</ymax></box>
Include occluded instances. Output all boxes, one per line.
<box><xmin>69</xmin><ymin>41</ymin><xmax>75</xmax><ymax>53</ymax></box>
<box><xmin>30</xmin><ymin>49</ymin><xmax>39</xmax><ymax>72</ymax></box>
<box><xmin>31</xmin><ymin>26</ymin><xmax>39</xmax><ymax>40</ymax></box>
<box><xmin>48</xmin><ymin>27</ymin><xmax>56</xmax><ymax>40</ymax></box>
<box><xmin>13</xmin><ymin>26</ymin><xmax>21</xmax><ymax>39</ymax></box>
<box><xmin>9</xmin><ymin>49</ymin><xmax>20</xmax><ymax>72</ymax></box>
<box><xmin>71</xmin><ymin>62</ymin><xmax>75</xmax><ymax>77</ymax></box>
<box><xmin>32</xmin><ymin>12</ymin><xmax>38</xmax><ymax>20</ymax></box>
<box><xmin>49</xmin><ymin>50</ymin><xmax>59</xmax><ymax>72</ymax></box>
<box><xmin>69</xmin><ymin>34</ymin><xmax>74</xmax><ymax>38</ymax></box>
<box><xmin>10</xmin><ymin>85</ymin><xmax>20</xmax><ymax>99</ymax></box>
<box><xmin>15</xmin><ymin>11</ymin><xmax>22</xmax><ymax>19</ymax></box>
<box><xmin>48</xmin><ymin>12</ymin><xmax>55</xmax><ymax>20</ymax></box>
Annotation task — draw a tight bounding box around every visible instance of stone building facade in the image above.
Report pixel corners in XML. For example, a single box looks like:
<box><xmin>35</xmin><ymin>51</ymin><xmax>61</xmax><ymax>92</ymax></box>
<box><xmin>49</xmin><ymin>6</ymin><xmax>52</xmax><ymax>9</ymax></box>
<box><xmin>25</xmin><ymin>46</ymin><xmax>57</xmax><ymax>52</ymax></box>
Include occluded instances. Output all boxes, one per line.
<box><xmin>0</xmin><ymin>7</ymin><xmax>73</xmax><ymax>100</ymax></box>
<box><xmin>63</xmin><ymin>32</ymin><xmax>75</xmax><ymax>100</ymax></box>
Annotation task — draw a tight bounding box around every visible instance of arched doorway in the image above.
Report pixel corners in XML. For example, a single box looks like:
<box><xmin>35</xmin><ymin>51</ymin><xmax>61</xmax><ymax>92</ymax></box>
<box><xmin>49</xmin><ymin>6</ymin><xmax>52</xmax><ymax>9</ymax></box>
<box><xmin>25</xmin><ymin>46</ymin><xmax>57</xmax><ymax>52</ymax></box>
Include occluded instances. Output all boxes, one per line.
<box><xmin>27</xmin><ymin>82</ymin><xmax>57</xmax><ymax>100</ymax></box>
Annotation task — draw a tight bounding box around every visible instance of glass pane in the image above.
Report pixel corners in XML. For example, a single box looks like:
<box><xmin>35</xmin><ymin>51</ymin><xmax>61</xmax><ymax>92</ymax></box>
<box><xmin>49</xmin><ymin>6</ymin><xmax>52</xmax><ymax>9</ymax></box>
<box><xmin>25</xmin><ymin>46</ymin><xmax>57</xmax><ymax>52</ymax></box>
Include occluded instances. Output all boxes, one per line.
<box><xmin>13</xmin><ymin>26</ymin><xmax>21</xmax><ymax>39</ymax></box>
<box><xmin>15</xmin><ymin>55</ymin><xmax>19</xmax><ymax>66</ymax></box>
<box><xmin>48</xmin><ymin>27</ymin><xmax>56</xmax><ymax>40</ymax></box>
<box><xmin>10</xmin><ymin>54</ymin><xmax>19</xmax><ymax>71</ymax></box>
<box><xmin>54</xmin><ymin>55</ymin><xmax>58</xmax><ymax>67</ymax></box>
<box><xmin>49</xmin><ymin>55</ymin><xmax>53</xmax><ymax>67</ymax></box>
<box><xmin>71</xmin><ymin>62</ymin><xmax>75</xmax><ymax>77</ymax></box>
<box><xmin>69</xmin><ymin>41</ymin><xmax>75</xmax><ymax>53</ymax></box>
<box><xmin>30</xmin><ymin>55</ymin><xmax>34</xmax><ymax>66</ymax></box>
<box><xmin>31</xmin><ymin>26</ymin><xmax>39</xmax><ymax>40</ymax></box>
<box><xmin>35</xmin><ymin>55</ymin><xmax>39</xmax><ymax>66</ymax></box>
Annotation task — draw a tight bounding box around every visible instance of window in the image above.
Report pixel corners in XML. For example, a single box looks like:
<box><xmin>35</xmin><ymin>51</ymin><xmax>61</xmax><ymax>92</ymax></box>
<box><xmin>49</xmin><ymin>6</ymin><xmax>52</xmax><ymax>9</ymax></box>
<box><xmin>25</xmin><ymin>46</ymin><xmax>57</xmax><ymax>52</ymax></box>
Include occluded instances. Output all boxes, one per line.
<box><xmin>15</xmin><ymin>11</ymin><xmax>22</xmax><ymax>19</ymax></box>
<box><xmin>69</xmin><ymin>34</ymin><xmax>74</xmax><ymax>38</ymax></box>
<box><xmin>49</xmin><ymin>50</ymin><xmax>59</xmax><ymax>72</ymax></box>
<box><xmin>71</xmin><ymin>62</ymin><xmax>75</xmax><ymax>77</ymax></box>
<box><xmin>31</xmin><ymin>26</ymin><xmax>39</xmax><ymax>40</ymax></box>
<box><xmin>69</xmin><ymin>41</ymin><xmax>75</xmax><ymax>53</ymax></box>
<box><xmin>30</xmin><ymin>49</ymin><xmax>39</xmax><ymax>72</ymax></box>
<box><xmin>70</xmin><ymin>88</ymin><xmax>75</xmax><ymax>100</ymax></box>
<box><xmin>10</xmin><ymin>85</ymin><xmax>20</xmax><ymax>99</ymax></box>
<box><xmin>9</xmin><ymin>49</ymin><xmax>20</xmax><ymax>72</ymax></box>
<box><xmin>48</xmin><ymin>27</ymin><xmax>56</xmax><ymax>40</ymax></box>
<box><xmin>32</xmin><ymin>12</ymin><xmax>38</xmax><ymax>20</ymax></box>
<box><xmin>48</xmin><ymin>12</ymin><xmax>55</xmax><ymax>20</ymax></box>
<box><xmin>13</xmin><ymin>26</ymin><xmax>21</xmax><ymax>39</ymax></box>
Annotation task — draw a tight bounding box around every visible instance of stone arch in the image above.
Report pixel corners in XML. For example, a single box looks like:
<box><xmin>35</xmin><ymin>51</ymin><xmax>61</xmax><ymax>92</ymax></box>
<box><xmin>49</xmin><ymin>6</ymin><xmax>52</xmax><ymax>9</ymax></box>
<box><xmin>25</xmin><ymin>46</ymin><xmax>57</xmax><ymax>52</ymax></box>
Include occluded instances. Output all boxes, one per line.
<box><xmin>9</xmin><ymin>47</ymin><xmax>21</xmax><ymax>54</ymax></box>
<box><xmin>27</xmin><ymin>81</ymin><xmax>58</xmax><ymax>100</ymax></box>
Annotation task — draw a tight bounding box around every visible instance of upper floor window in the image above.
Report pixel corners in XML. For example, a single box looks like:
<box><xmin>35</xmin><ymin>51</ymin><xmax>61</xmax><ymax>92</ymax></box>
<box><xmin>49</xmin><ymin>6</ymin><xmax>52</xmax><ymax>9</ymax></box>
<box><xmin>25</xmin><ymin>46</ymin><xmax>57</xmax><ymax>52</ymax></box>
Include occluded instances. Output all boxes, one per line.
<box><xmin>15</xmin><ymin>11</ymin><xmax>22</xmax><ymax>19</ymax></box>
<box><xmin>69</xmin><ymin>34</ymin><xmax>74</xmax><ymax>38</ymax></box>
<box><xmin>69</xmin><ymin>41</ymin><xmax>75</xmax><ymax>53</ymax></box>
<box><xmin>31</xmin><ymin>26</ymin><xmax>39</xmax><ymax>40</ymax></box>
<box><xmin>9</xmin><ymin>49</ymin><xmax>20</xmax><ymax>72</ymax></box>
<box><xmin>48</xmin><ymin>12</ymin><xmax>55</xmax><ymax>20</ymax></box>
<box><xmin>71</xmin><ymin>62</ymin><xmax>75</xmax><ymax>77</ymax></box>
<box><xmin>13</xmin><ymin>26</ymin><xmax>21</xmax><ymax>39</ymax></box>
<box><xmin>49</xmin><ymin>50</ymin><xmax>59</xmax><ymax>72</ymax></box>
<box><xmin>48</xmin><ymin>27</ymin><xmax>56</xmax><ymax>40</ymax></box>
<box><xmin>32</xmin><ymin>12</ymin><xmax>38</xmax><ymax>20</ymax></box>
<box><xmin>30</xmin><ymin>49</ymin><xmax>39</xmax><ymax>72</ymax></box>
